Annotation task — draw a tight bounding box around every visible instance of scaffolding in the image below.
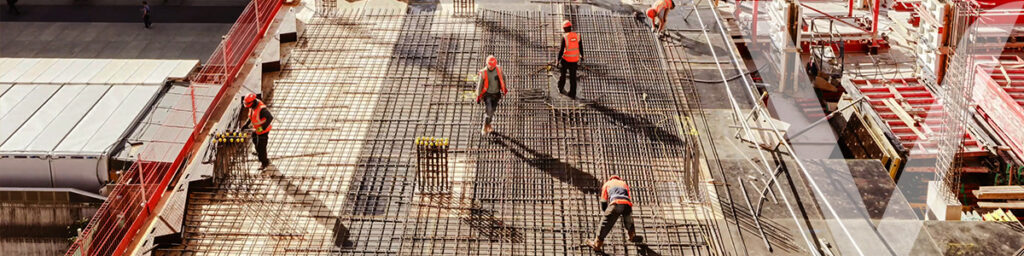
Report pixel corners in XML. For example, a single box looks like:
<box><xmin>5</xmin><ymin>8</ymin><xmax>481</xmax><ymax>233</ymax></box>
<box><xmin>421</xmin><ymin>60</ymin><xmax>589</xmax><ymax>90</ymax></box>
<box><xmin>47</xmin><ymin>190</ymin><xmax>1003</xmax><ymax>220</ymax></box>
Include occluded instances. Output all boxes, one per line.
<box><xmin>172</xmin><ymin>7</ymin><xmax>720</xmax><ymax>255</ymax></box>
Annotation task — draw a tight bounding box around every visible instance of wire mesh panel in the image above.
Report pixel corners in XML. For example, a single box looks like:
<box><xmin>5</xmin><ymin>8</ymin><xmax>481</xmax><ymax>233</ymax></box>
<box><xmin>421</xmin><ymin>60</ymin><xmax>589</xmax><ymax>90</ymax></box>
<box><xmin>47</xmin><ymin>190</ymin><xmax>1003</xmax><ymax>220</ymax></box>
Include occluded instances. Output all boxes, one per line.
<box><xmin>177</xmin><ymin>7</ymin><xmax>718</xmax><ymax>256</ymax></box>
<box><xmin>935</xmin><ymin>0</ymin><xmax>980</xmax><ymax>201</ymax></box>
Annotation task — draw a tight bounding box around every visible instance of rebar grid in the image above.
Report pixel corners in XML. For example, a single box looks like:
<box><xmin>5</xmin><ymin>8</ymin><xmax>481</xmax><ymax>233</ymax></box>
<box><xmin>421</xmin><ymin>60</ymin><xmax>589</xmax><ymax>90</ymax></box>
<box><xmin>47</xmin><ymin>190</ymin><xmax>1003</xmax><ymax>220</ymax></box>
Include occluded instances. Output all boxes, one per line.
<box><xmin>935</xmin><ymin>0</ymin><xmax>981</xmax><ymax>201</ymax></box>
<box><xmin>179</xmin><ymin>7</ymin><xmax>718</xmax><ymax>256</ymax></box>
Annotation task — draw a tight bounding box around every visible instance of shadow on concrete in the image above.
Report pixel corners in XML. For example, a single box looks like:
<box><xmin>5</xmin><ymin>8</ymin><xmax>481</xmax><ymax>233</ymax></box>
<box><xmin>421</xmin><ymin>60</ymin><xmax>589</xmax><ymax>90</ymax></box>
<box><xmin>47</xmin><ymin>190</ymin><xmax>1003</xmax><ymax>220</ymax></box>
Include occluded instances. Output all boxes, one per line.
<box><xmin>422</xmin><ymin>194</ymin><xmax>524</xmax><ymax>243</ymax></box>
<box><xmin>587</xmin><ymin>102</ymin><xmax>685</xmax><ymax>147</ymax></box>
<box><xmin>261</xmin><ymin>168</ymin><xmax>354</xmax><ymax>249</ymax></box>
<box><xmin>491</xmin><ymin>132</ymin><xmax>601</xmax><ymax>194</ymax></box>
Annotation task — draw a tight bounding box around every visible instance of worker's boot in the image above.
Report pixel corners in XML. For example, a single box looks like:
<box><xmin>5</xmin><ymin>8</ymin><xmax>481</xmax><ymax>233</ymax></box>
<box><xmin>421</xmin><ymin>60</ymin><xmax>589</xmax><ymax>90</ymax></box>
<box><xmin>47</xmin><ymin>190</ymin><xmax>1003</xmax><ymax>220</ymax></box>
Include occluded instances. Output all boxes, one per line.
<box><xmin>586</xmin><ymin>239</ymin><xmax>604</xmax><ymax>251</ymax></box>
<box><xmin>628</xmin><ymin>231</ymin><xmax>638</xmax><ymax>242</ymax></box>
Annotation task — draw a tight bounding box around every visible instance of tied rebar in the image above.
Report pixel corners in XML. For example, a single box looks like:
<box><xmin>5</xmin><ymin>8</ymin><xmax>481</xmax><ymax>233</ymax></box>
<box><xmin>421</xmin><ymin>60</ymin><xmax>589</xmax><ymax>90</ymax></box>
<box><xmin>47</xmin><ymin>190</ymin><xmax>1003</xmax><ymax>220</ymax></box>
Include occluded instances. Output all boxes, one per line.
<box><xmin>212</xmin><ymin>131</ymin><xmax>250</xmax><ymax>186</ymax></box>
<box><xmin>416</xmin><ymin>137</ymin><xmax>451</xmax><ymax>194</ymax></box>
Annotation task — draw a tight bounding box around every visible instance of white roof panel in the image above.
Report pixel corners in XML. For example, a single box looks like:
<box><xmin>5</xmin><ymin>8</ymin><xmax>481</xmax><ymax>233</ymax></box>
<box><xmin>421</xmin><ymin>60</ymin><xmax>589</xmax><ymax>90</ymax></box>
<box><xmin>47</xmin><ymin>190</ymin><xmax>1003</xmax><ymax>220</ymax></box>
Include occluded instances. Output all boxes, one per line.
<box><xmin>80</xmin><ymin>86</ymin><xmax>159</xmax><ymax>153</ymax></box>
<box><xmin>69</xmin><ymin>59</ymin><xmax>113</xmax><ymax>84</ymax></box>
<box><xmin>50</xmin><ymin>59</ymin><xmax>93</xmax><ymax>84</ymax></box>
<box><xmin>14</xmin><ymin>59</ymin><xmax>59</xmax><ymax>84</ymax></box>
<box><xmin>123</xmin><ymin>60</ymin><xmax>161</xmax><ymax>84</ymax></box>
<box><xmin>0</xmin><ymin>84</ymin><xmax>62</xmax><ymax>144</ymax></box>
<box><xmin>0</xmin><ymin>59</ymin><xmax>20</xmax><ymax>77</ymax></box>
<box><xmin>0</xmin><ymin>85</ymin><xmax>33</xmax><ymax>118</ymax></box>
<box><xmin>0</xmin><ymin>59</ymin><xmax>39</xmax><ymax>83</ymax></box>
<box><xmin>2</xmin><ymin>85</ymin><xmax>84</xmax><ymax>151</ymax></box>
<box><xmin>33</xmin><ymin>60</ymin><xmax>72</xmax><ymax>84</ymax></box>
<box><xmin>0</xmin><ymin>84</ymin><xmax>12</xmax><ymax>97</ymax></box>
<box><xmin>103</xmin><ymin>60</ymin><xmax>142</xmax><ymax>84</ymax></box>
<box><xmin>145</xmin><ymin>61</ymin><xmax>182</xmax><ymax>84</ymax></box>
<box><xmin>1</xmin><ymin>85</ymin><xmax>110</xmax><ymax>152</ymax></box>
<box><xmin>54</xmin><ymin>86</ymin><xmax>135</xmax><ymax>153</ymax></box>
<box><xmin>26</xmin><ymin>86</ymin><xmax>111</xmax><ymax>152</ymax></box>
<box><xmin>169</xmin><ymin>60</ymin><xmax>198</xmax><ymax>79</ymax></box>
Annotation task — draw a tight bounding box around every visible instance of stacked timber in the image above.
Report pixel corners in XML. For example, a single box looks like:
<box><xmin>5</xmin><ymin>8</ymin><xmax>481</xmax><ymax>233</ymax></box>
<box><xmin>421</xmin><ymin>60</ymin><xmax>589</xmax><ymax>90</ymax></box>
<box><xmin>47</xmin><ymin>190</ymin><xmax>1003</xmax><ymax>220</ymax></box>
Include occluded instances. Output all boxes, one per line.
<box><xmin>973</xmin><ymin>185</ymin><xmax>1024</xmax><ymax>209</ymax></box>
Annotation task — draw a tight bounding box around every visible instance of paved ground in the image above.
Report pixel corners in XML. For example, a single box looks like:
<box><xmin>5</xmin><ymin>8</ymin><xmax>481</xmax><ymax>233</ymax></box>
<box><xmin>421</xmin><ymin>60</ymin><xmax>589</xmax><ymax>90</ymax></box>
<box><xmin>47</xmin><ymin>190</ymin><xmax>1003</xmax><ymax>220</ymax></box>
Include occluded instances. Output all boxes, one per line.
<box><xmin>0</xmin><ymin>22</ymin><xmax>231</xmax><ymax>59</ymax></box>
<box><xmin>1</xmin><ymin>5</ymin><xmax>244</xmax><ymax>22</ymax></box>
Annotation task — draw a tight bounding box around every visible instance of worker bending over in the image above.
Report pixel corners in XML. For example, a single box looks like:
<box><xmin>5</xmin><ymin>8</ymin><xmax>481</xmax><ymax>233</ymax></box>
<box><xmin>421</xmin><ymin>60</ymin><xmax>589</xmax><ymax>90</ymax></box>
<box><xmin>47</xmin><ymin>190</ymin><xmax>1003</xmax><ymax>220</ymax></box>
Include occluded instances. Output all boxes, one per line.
<box><xmin>243</xmin><ymin>93</ymin><xmax>274</xmax><ymax>170</ymax></box>
<box><xmin>587</xmin><ymin>175</ymin><xmax>638</xmax><ymax>251</ymax></box>
<box><xmin>476</xmin><ymin>55</ymin><xmax>508</xmax><ymax>135</ymax></box>
<box><xmin>646</xmin><ymin>0</ymin><xmax>675</xmax><ymax>33</ymax></box>
<box><xmin>557</xmin><ymin>20</ymin><xmax>583</xmax><ymax>99</ymax></box>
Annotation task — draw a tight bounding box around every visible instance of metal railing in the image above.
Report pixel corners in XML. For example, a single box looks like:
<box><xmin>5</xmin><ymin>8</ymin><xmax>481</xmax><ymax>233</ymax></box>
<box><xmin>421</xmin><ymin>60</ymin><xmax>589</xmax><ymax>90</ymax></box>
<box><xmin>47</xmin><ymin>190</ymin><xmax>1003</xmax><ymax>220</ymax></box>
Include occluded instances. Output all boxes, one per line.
<box><xmin>65</xmin><ymin>0</ymin><xmax>283</xmax><ymax>255</ymax></box>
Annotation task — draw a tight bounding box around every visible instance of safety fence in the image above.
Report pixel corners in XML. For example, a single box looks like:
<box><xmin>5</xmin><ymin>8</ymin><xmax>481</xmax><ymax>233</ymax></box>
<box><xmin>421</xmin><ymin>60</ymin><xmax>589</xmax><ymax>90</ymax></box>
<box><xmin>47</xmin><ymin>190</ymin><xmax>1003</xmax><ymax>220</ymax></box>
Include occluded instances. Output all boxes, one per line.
<box><xmin>65</xmin><ymin>0</ymin><xmax>283</xmax><ymax>255</ymax></box>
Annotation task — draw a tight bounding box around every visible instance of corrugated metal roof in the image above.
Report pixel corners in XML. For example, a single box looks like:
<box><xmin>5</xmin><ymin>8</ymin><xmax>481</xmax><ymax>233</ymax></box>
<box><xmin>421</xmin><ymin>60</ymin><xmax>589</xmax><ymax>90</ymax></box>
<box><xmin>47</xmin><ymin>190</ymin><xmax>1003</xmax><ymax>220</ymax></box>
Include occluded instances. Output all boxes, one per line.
<box><xmin>0</xmin><ymin>58</ymin><xmax>198</xmax><ymax>156</ymax></box>
<box><xmin>0</xmin><ymin>58</ymin><xmax>199</xmax><ymax>191</ymax></box>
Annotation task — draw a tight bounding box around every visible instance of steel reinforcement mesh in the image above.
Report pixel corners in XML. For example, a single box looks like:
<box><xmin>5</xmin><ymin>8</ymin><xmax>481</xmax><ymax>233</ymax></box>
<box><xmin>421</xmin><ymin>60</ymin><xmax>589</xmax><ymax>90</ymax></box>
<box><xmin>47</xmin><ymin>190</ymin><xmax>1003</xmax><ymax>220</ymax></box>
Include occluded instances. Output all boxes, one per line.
<box><xmin>176</xmin><ymin>8</ymin><xmax>718</xmax><ymax>256</ymax></box>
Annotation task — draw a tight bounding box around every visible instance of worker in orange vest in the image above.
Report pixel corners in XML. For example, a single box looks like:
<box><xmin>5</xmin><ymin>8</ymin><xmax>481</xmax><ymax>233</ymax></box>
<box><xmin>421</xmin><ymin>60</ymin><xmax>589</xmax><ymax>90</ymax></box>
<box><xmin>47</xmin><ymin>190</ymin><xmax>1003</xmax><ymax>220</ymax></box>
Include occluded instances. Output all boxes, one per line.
<box><xmin>587</xmin><ymin>175</ymin><xmax>638</xmax><ymax>251</ymax></box>
<box><xmin>646</xmin><ymin>0</ymin><xmax>675</xmax><ymax>33</ymax></box>
<box><xmin>557</xmin><ymin>20</ymin><xmax>583</xmax><ymax>99</ymax></box>
<box><xmin>476</xmin><ymin>55</ymin><xmax>508</xmax><ymax>134</ymax></box>
<box><xmin>243</xmin><ymin>93</ymin><xmax>274</xmax><ymax>170</ymax></box>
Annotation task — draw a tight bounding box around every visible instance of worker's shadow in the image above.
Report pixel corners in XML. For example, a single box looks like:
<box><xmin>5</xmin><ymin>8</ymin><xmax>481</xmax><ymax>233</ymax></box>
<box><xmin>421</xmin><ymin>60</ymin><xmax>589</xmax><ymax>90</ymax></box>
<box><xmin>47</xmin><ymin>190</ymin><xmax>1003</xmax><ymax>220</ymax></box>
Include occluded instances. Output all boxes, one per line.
<box><xmin>260</xmin><ymin>169</ymin><xmax>354</xmax><ymax>249</ymax></box>
<box><xmin>635</xmin><ymin>238</ymin><xmax>661</xmax><ymax>256</ymax></box>
<box><xmin>575</xmin><ymin>236</ymin><xmax>659</xmax><ymax>256</ymax></box>
<box><xmin>490</xmin><ymin>132</ymin><xmax>601</xmax><ymax>194</ymax></box>
<box><xmin>587</xmin><ymin>102</ymin><xmax>685</xmax><ymax>147</ymax></box>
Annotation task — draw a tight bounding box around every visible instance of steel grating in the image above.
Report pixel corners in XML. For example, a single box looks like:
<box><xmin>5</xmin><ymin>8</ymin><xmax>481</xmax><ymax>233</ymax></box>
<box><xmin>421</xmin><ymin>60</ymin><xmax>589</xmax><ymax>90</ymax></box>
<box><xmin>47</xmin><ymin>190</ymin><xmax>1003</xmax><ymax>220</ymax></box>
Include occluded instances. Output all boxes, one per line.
<box><xmin>173</xmin><ymin>8</ymin><xmax>719</xmax><ymax>256</ymax></box>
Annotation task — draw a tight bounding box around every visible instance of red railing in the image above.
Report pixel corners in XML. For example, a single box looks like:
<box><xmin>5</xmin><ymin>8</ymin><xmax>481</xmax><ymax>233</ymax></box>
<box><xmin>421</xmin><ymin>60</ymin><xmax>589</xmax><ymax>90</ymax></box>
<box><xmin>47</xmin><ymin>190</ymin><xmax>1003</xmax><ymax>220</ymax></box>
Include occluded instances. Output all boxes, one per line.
<box><xmin>65</xmin><ymin>1</ymin><xmax>282</xmax><ymax>255</ymax></box>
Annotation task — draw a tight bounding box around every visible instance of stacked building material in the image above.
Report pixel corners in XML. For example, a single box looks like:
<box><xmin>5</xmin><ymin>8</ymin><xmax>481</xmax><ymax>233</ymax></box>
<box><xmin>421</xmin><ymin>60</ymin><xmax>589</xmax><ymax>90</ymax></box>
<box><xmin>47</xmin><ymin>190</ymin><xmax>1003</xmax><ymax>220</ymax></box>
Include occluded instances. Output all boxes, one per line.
<box><xmin>973</xmin><ymin>56</ymin><xmax>1024</xmax><ymax>163</ymax></box>
<box><xmin>973</xmin><ymin>185</ymin><xmax>1024</xmax><ymax>209</ymax></box>
<box><xmin>845</xmin><ymin>78</ymin><xmax>988</xmax><ymax>158</ymax></box>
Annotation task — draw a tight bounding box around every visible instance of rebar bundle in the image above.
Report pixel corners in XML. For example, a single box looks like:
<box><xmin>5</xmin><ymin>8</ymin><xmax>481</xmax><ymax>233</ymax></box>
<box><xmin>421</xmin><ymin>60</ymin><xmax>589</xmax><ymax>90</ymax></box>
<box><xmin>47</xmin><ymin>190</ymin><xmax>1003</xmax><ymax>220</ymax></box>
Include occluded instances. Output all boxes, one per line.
<box><xmin>212</xmin><ymin>131</ymin><xmax>250</xmax><ymax>186</ymax></box>
<box><xmin>416</xmin><ymin>137</ymin><xmax>451</xmax><ymax>194</ymax></box>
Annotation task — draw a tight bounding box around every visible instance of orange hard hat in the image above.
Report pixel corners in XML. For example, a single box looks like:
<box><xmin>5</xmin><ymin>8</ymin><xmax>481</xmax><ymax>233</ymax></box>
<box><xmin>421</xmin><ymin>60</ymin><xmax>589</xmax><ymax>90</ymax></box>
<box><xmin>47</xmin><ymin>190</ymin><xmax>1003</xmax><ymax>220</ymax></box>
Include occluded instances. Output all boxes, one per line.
<box><xmin>487</xmin><ymin>55</ymin><xmax>497</xmax><ymax>68</ymax></box>
<box><xmin>562</xmin><ymin>20</ymin><xmax>572</xmax><ymax>28</ymax></box>
<box><xmin>244</xmin><ymin>93</ymin><xmax>257</xmax><ymax>107</ymax></box>
<box><xmin>646</xmin><ymin>8</ymin><xmax>657</xmax><ymax>19</ymax></box>
<box><xmin>609</xmin><ymin>175</ymin><xmax>621</xmax><ymax>181</ymax></box>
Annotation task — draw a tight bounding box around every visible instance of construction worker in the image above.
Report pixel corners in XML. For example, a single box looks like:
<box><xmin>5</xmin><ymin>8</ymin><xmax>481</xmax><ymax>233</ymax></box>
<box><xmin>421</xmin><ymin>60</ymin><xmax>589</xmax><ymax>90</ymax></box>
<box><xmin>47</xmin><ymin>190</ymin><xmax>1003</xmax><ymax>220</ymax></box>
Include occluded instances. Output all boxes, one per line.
<box><xmin>646</xmin><ymin>0</ymin><xmax>675</xmax><ymax>33</ymax></box>
<box><xmin>557</xmin><ymin>20</ymin><xmax>583</xmax><ymax>99</ymax></box>
<box><xmin>476</xmin><ymin>55</ymin><xmax>508</xmax><ymax>134</ymax></box>
<box><xmin>243</xmin><ymin>93</ymin><xmax>274</xmax><ymax>170</ymax></box>
<box><xmin>587</xmin><ymin>175</ymin><xmax>637</xmax><ymax>251</ymax></box>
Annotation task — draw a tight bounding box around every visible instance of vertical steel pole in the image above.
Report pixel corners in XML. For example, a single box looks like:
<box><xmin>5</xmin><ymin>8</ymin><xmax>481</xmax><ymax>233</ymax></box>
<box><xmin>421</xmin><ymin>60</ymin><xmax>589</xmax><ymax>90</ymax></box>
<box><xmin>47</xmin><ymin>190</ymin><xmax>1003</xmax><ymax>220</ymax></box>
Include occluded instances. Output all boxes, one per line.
<box><xmin>848</xmin><ymin>0</ymin><xmax>854</xmax><ymax>17</ymax></box>
<box><xmin>871</xmin><ymin>0</ymin><xmax>880</xmax><ymax>46</ymax></box>
<box><xmin>752</xmin><ymin>0</ymin><xmax>759</xmax><ymax>44</ymax></box>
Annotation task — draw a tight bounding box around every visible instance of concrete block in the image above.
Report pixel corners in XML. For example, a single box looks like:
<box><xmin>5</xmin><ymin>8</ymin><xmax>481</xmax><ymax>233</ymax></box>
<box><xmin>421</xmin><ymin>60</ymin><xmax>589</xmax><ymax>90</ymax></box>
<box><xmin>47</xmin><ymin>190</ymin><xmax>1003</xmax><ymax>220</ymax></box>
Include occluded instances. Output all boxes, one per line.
<box><xmin>280</xmin><ymin>8</ymin><xmax>298</xmax><ymax>43</ymax></box>
<box><xmin>926</xmin><ymin>181</ymin><xmax>963</xmax><ymax>221</ymax></box>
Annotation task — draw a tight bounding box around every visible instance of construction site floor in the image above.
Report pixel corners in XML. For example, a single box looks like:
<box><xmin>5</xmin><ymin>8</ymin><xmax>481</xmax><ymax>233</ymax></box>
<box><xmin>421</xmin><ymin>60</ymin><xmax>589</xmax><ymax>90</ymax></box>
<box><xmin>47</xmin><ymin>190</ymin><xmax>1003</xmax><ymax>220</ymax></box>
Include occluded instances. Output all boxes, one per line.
<box><xmin>161</xmin><ymin>1</ymin><xmax>833</xmax><ymax>255</ymax></box>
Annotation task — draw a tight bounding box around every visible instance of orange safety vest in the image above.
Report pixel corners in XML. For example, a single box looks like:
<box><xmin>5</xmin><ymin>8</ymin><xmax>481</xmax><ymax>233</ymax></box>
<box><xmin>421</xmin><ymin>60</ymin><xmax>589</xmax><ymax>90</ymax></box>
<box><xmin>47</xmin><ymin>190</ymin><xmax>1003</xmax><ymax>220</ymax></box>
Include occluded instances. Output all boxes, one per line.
<box><xmin>250</xmin><ymin>101</ymin><xmax>272</xmax><ymax>135</ymax></box>
<box><xmin>562</xmin><ymin>32</ymin><xmax>581</xmax><ymax>63</ymax></box>
<box><xmin>601</xmin><ymin>179</ymin><xmax>633</xmax><ymax>207</ymax></box>
<box><xmin>477</xmin><ymin>66</ymin><xmax>507</xmax><ymax>102</ymax></box>
<box><xmin>654</xmin><ymin>0</ymin><xmax>673</xmax><ymax>12</ymax></box>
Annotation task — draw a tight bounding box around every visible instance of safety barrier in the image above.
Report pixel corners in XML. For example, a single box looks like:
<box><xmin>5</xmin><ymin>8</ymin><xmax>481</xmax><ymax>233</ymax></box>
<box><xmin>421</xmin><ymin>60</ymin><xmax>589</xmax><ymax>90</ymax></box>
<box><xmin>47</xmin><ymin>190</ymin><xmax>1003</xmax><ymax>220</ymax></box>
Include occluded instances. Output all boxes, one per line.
<box><xmin>65</xmin><ymin>0</ymin><xmax>282</xmax><ymax>255</ymax></box>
